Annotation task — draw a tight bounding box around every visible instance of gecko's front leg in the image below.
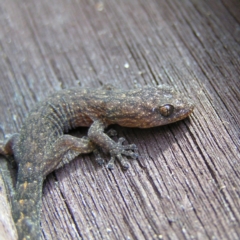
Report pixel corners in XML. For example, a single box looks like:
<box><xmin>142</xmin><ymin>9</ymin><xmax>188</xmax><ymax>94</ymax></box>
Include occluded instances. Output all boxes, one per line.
<box><xmin>88</xmin><ymin>120</ymin><xmax>138</xmax><ymax>169</ymax></box>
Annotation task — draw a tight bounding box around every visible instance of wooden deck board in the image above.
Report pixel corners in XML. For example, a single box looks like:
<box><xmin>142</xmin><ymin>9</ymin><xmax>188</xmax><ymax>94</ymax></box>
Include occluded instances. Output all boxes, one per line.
<box><xmin>0</xmin><ymin>0</ymin><xmax>239</xmax><ymax>239</ymax></box>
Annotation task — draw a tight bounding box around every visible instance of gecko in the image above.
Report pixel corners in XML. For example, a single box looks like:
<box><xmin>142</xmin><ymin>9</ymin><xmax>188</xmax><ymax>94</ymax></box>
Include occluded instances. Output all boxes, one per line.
<box><xmin>0</xmin><ymin>84</ymin><xmax>194</xmax><ymax>240</ymax></box>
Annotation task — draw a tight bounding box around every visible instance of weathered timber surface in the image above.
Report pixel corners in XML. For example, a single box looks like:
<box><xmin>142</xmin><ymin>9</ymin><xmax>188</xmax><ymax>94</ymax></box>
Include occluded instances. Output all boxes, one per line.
<box><xmin>0</xmin><ymin>0</ymin><xmax>239</xmax><ymax>239</ymax></box>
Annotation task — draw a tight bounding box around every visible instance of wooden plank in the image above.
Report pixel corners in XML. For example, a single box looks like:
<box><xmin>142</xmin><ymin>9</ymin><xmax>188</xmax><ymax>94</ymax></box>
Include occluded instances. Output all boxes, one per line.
<box><xmin>0</xmin><ymin>172</ymin><xmax>17</xmax><ymax>240</ymax></box>
<box><xmin>0</xmin><ymin>0</ymin><xmax>239</xmax><ymax>239</ymax></box>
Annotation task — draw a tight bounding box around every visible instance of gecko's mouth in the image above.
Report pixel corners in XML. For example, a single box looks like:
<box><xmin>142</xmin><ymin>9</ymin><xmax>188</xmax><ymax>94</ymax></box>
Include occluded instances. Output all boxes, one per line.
<box><xmin>176</xmin><ymin>102</ymin><xmax>194</xmax><ymax>120</ymax></box>
<box><xmin>179</xmin><ymin>108</ymin><xmax>194</xmax><ymax>121</ymax></box>
<box><xmin>179</xmin><ymin>101</ymin><xmax>194</xmax><ymax>116</ymax></box>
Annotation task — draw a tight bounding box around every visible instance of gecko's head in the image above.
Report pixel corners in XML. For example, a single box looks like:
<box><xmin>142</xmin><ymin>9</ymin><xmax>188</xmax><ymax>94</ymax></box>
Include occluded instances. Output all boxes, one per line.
<box><xmin>137</xmin><ymin>85</ymin><xmax>194</xmax><ymax>128</ymax></box>
<box><xmin>112</xmin><ymin>85</ymin><xmax>194</xmax><ymax>128</ymax></box>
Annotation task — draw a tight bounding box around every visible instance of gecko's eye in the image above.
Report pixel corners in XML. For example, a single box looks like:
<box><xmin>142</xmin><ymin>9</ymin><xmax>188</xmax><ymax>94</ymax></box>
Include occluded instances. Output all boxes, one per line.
<box><xmin>159</xmin><ymin>104</ymin><xmax>174</xmax><ymax>117</ymax></box>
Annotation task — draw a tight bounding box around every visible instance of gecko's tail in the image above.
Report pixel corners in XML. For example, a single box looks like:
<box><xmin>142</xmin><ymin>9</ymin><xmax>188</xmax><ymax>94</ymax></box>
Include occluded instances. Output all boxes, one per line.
<box><xmin>12</xmin><ymin>176</ymin><xmax>44</xmax><ymax>240</ymax></box>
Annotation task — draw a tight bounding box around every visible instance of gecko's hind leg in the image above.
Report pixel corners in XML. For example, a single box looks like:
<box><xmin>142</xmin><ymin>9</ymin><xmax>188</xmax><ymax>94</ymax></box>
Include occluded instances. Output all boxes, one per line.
<box><xmin>43</xmin><ymin>135</ymin><xmax>96</xmax><ymax>176</ymax></box>
<box><xmin>43</xmin><ymin>128</ymin><xmax>120</xmax><ymax>175</ymax></box>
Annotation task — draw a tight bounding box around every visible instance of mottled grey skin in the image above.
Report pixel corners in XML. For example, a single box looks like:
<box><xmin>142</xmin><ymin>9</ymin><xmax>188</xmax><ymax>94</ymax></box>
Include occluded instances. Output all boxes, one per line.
<box><xmin>0</xmin><ymin>85</ymin><xmax>194</xmax><ymax>240</ymax></box>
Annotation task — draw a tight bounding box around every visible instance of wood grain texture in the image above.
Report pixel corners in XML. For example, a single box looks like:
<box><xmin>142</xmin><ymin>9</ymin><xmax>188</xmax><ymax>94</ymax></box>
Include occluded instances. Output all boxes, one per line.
<box><xmin>0</xmin><ymin>0</ymin><xmax>239</xmax><ymax>239</ymax></box>
<box><xmin>0</xmin><ymin>172</ymin><xmax>17</xmax><ymax>240</ymax></box>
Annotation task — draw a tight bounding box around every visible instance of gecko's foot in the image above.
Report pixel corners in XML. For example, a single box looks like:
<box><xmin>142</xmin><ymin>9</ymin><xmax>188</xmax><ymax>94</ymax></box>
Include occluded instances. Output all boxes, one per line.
<box><xmin>107</xmin><ymin>137</ymin><xmax>138</xmax><ymax>170</ymax></box>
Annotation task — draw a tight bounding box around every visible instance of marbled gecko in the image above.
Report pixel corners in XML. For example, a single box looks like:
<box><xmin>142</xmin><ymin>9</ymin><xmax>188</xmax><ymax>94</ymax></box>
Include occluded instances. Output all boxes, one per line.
<box><xmin>0</xmin><ymin>85</ymin><xmax>194</xmax><ymax>239</ymax></box>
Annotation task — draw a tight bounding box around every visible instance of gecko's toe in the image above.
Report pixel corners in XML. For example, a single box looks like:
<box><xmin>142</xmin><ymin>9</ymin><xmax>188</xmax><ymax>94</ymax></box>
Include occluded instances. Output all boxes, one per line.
<box><xmin>130</xmin><ymin>152</ymin><xmax>139</xmax><ymax>159</ymax></box>
<box><xmin>106</xmin><ymin>129</ymin><xmax>117</xmax><ymax>137</ymax></box>
<box><xmin>121</xmin><ymin>150</ymin><xmax>138</xmax><ymax>159</ymax></box>
<box><xmin>96</xmin><ymin>157</ymin><xmax>105</xmax><ymax>165</ymax></box>
<box><xmin>106</xmin><ymin>158</ymin><xmax>115</xmax><ymax>170</ymax></box>
<box><xmin>121</xmin><ymin>160</ymin><xmax>130</xmax><ymax>169</ymax></box>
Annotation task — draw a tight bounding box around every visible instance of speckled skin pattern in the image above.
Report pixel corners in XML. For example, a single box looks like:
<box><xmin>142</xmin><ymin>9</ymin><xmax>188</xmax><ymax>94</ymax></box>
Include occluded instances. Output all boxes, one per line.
<box><xmin>0</xmin><ymin>85</ymin><xmax>194</xmax><ymax>240</ymax></box>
